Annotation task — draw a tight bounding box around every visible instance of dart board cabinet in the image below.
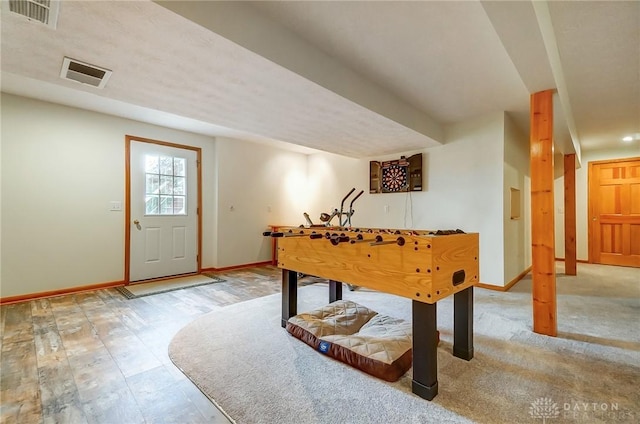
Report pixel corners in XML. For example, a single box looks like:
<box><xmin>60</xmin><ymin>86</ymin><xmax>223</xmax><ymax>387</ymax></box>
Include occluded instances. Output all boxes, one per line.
<box><xmin>370</xmin><ymin>153</ymin><xmax>422</xmax><ymax>193</ymax></box>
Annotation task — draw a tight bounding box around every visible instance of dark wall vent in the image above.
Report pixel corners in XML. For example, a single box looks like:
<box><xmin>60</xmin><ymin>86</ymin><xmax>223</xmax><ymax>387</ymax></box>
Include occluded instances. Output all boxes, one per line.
<box><xmin>4</xmin><ymin>0</ymin><xmax>60</xmax><ymax>28</ymax></box>
<box><xmin>60</xmin><ymin>57</ymin><xmax>112</xmax><ymax>89</ymax></box>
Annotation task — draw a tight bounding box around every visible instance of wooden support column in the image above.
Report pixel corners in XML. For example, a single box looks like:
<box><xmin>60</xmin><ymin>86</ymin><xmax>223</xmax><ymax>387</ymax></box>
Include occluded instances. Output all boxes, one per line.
<box><xmin>530</xmin><ymin>90</ymin><xmax>557</xmax><ymax>336</ymax></box>
<box><xmin>564</xmin><ymin>154</ymin><xmax>577</xmax><ymax>275</ymax></box>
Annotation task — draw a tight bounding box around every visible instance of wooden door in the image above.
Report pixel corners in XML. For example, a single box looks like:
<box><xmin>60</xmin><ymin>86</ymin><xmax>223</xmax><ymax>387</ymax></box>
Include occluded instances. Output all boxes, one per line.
<box><xmin>588</xmin><ymin>157</ymin><xmax>640</xmax><ymax>267</ymax></box>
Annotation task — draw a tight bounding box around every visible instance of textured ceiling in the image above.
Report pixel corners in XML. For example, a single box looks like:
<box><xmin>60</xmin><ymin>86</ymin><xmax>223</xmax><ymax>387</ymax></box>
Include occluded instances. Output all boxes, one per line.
<box><xmin>548</xmin><ymin>0</ymin><xmax>640</xmax><ymax>151</ymax></box>
<box><xmin>1</xmin><ymin>1</ymin><xmax>438</xmax><ymax>157</ymax></box>
<box><xmin>248</xmin><ymin>0</ymin><xmax>530</xmax><ymax>125</ymax></box>
<box><xmin>1</xmin><ymin>0</ymin><xmax>638</xmax><ymax>157</ymax></box>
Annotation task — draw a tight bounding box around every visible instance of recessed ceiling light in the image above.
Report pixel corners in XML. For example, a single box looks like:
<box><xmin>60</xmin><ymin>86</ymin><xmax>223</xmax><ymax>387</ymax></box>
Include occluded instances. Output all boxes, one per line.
<box><xmin>622</xmin><ymin>136</ymin><xmax>633</xmax><ymax>142</ymax></box>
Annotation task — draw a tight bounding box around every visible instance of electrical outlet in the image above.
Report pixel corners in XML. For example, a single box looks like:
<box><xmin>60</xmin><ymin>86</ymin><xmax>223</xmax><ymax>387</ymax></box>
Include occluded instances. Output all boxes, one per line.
<box><xmin>384</xmin><ymin>205</ymin><xmax>390</xmax><ymax>213</ymax></box>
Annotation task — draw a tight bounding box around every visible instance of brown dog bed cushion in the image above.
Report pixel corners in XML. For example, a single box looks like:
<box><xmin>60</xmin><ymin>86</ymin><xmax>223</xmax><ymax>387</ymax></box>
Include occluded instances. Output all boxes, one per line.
<box><xmin>286</xmin><ymin>300</ymin><xmax>412</xmax><ymax>382</ymax></box>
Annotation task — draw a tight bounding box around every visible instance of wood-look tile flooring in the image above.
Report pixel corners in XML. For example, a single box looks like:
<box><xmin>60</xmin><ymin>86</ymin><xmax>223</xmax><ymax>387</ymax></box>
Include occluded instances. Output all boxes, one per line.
<box><xmin>0</xmin><ymin>266</ymin><xmax>300</xmax><ymax>424</ymax></box>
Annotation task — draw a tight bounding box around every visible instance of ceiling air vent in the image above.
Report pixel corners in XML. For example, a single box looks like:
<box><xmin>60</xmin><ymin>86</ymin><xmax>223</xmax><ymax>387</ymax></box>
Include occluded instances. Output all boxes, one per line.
<box><xmin>60</xmin><ymin>57</ymin><xmax>112</xmax><ymax>89</ymax></box>
<box><xmin>4</xmin><ymin>0</ymin><xmax>60</xmax><ymax>28</ymax></box>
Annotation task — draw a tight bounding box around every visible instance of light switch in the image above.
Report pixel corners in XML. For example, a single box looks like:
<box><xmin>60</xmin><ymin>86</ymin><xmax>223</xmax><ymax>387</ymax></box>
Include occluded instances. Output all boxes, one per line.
<box><xmin>110</xmin><ymin>201</ymin><xmax>122</xmax><ymax>211</ymax></box>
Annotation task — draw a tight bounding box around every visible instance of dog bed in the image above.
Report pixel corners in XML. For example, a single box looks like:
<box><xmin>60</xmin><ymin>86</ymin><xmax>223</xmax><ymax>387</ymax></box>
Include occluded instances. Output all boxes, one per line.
<box><xmin>286</xmin><ymin>300</ymin><xmax>414</xmax><ymax>382</ymax></box>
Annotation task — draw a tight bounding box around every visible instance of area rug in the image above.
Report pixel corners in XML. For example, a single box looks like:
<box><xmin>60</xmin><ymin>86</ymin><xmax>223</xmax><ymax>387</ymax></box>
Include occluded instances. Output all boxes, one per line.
<box><xmin>116</xmin><ymin>274</ymin><xmax>225</xmax><ymax>299</ymax></box>
<box><xmin>168</xmin><ymin>279</ymin><xmax>639</xmax><ymax>424</ymax></box>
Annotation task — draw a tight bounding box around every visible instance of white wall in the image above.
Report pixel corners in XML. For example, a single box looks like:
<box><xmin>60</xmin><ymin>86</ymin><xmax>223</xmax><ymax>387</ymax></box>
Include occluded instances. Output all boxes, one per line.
<box><xmin>0</xmin><ymin>94</ymin><xmax>218</xmax><ymax>298</ymax></box>
<box><xmin>0</xmin><ymin>94</ymin><xmax>316</xmax><ymax>297</ymax></box>
<box><xmin>503</xmin><ymin>113</ymin><xmax>531</xmax><ymax>282</ymax></box>
<box><xmin>1</xmin><ymin>93</ymin><xmax>536</xmax><ymax>297</ymax></box>
<box><xmin>307</xmin><ymin>112</ymin><xmax>509</xmax><ymax>285</ymax></box>
<box><xmin>306</xmin><ymin>152</ymin><xmax>366</xmax><ymax>225</ymax></box>
<box><xmin>214</xmin><ymin>137</ymin><xmax>308</xmax><ymax>268</ymax></box>
<box><xmin>554</xmin><ymin>145</ymin><xmax>639</xmax><ymax>260</ymax></box>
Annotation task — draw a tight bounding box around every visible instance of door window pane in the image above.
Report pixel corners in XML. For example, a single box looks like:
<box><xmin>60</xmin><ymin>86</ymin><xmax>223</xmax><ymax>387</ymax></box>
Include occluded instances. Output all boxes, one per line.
<box><xmin>145</xmin><ymin>195</ymin><xmax>159</xmax><ymax>215</ymax></box>
<box><xmin>174</xmin><ymin>177</ymin><xmax>185</xmax><ymax>195</ymax></box>
<box><xmin>174</xmin><ymin>158</ymin><xmax>186</xmax><ymax>177</ymax></box>
<box><xmin>145</xmin><ymin>156</ymin><xmax>159</xmax><ymax>174</ymax></box>
<box><xmin>159</xmin><ymin>156</ymin><xmax>173</xmax><ymax>175</ymax></box>
<box><xmin>160</xmin><ymin>195</ymin><xmax>173</xmax><ymax>215</ymax></box>
<box><xmin>145</xmin><ymin>154</ymin><xmax>187</xmax><ymax>215</ymax></box>
<box><xmin>173</xmin><ymin>196</ymin><xmax>186</xmax><ymax>214</ymax></box>
<box><xmin>160</xmin><ymin>176</ymin><xmax>173</xmax><ymax>195</ymax></box>
<box><xmin>146</xmin><ymin>174</ymin><xmax>159</xmax><ymax>194</ymax></box>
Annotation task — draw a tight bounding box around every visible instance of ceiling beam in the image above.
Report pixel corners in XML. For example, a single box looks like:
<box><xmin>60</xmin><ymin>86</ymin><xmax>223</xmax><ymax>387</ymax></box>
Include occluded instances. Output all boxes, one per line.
<box><xmin>480</xmin><ymin>1</ymin><xmax>554</xmax><ymax>94</ymax></box>
<box><xmin>155</xmin><ymin>1</ymin><xmax>444</xmax><ymax>146</ymax></box>
<box><xmin>481</xmin><ymin>0</ymin><xmax>575</xmax><ymax>163</ymax></box>
<box><xmin>531</xmin><ymin>0</ymin><xmax>582</xmax><ymax>165</ymax></box>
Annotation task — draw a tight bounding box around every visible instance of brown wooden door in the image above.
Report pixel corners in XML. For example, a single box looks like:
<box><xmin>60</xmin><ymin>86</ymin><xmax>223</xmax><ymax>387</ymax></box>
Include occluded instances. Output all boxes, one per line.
<box><xmin>589</xmin><ymin>157</ymin><xmax>640</xmax><ymax>267</ymax></box>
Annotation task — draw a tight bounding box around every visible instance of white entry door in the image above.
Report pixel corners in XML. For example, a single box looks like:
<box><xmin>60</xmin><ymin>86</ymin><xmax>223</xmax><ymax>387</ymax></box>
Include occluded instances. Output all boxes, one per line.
<box><xmin>129</xmin><ymin>140</ymin><xmax>199</xmax><ymax>282</ymax></box>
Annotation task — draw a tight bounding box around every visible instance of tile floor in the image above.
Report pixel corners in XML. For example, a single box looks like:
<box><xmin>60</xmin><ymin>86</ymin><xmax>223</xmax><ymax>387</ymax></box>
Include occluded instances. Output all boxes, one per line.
<box><xmin>0</xmin><ymin>266</ymin><xmax>293</xmax><ymax>424</ymax></box>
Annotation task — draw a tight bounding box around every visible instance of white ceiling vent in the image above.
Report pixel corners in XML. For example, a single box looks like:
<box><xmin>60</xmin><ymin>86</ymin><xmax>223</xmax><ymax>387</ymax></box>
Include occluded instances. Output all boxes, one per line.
<box><xmin>60</xmin><ymin>57</ymin><xmax>112</xmax><ymax>89</ymax></box>
<box><xmin>3</xmin><ymin>0</ymin><xmax>60</xmax><ymax>28</ymax></box>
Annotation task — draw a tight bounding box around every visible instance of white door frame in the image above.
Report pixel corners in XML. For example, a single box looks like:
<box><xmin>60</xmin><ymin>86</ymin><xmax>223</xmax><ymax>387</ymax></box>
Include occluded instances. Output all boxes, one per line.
<box><xmin>125</xmin><ymin>135</ymin><xmax>202</xmax><ymax>284</ymax></box>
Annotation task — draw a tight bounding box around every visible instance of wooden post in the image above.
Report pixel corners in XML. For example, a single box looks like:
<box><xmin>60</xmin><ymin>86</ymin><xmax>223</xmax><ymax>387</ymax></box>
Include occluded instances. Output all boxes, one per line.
<box><xmin>564</xmin><ymin>154</ymin><xmax>577</xmax><ymax>275</ymax></box>
<box><xmin>530</xmin><ymin>90</ymin><xmax>557</xmax><ymax>336</ymax></box>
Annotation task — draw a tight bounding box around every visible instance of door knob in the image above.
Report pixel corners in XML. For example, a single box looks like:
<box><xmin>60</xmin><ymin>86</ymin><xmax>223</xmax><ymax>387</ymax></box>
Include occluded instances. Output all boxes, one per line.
<box><xmin>133</xmin><ymin>220</ymin><xmax>140</xmax><ymax>225</ymax></box>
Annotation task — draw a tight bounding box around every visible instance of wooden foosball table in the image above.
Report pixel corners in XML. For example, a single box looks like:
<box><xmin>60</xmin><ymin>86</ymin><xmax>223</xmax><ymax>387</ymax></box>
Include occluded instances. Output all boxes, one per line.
<box><xmin>265</xmin><ymin>226</ymin><xmax>479</xmax><ymax>400</ymax></box>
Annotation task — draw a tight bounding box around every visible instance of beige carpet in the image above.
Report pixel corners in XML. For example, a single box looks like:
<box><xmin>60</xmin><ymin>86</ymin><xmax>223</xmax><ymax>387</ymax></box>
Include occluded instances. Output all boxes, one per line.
<box><xmin>169</xmin><ymin>263</ymin><xmax>640</xmax><ymax>424</ymax></box>
<box><xmin>117</xmin><ymin>274</ymin><xmax>224</xmax><ymax>298</ymax></box>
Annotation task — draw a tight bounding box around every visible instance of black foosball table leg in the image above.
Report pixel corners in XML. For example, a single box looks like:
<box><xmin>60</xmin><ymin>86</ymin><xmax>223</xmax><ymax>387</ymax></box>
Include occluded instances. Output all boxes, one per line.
<box><xmin>329</xmin><ymin>280</ymin><xmax>342</xmax><ymax>303</ymax></box>
<box><xmin>412</xmin><ymin>300</ymin><xmax>438</xmax><ymax>400</ymax></box>
<box><xmin>453</xmin><ymin>286</ymin><xmax>474</xmax><ymax>360</ymax></box>
<box><xmin>281</xmin><ymin>269</ymin><xmax>298</xmax><ymax>328</ymax></box>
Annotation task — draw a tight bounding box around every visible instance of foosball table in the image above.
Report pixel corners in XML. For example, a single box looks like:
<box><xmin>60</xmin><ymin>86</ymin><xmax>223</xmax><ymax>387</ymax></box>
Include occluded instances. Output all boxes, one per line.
<box><xmin>264</xmin><ymin>226</ymin><xmax>479</xmax><ymax>400</ymax></box>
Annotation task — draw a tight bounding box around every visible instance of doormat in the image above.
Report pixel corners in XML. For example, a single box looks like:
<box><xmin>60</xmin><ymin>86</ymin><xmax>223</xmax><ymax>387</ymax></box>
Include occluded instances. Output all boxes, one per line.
<box><xmin>116</xmin><ymin>274</ymin><xmax>225</xmax><ymax>299</ymax></box>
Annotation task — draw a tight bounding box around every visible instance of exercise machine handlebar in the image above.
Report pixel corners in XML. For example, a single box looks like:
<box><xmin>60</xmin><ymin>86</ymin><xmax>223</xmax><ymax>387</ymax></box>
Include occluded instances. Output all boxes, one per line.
<box><xmin>340</xmin><ymin>188</ymin><xmax>356</xmax><ymax>214</ymax></box>
<box><xmin>303</xmin><ymin>212</ymin><xmax>313</xmax><ymax>227</ymax></box>
<box><xmin>349</xmin><ymin>190</ymin><xmax>364</xmax><ymax>209</ymax></box>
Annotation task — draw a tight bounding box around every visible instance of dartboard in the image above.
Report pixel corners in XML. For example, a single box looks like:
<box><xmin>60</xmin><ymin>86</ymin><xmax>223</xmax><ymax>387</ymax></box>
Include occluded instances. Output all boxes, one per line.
<box><xmin>382</xmin><ymin>164</ymin><xmax>408</xmax><ymax>192</ymax></box>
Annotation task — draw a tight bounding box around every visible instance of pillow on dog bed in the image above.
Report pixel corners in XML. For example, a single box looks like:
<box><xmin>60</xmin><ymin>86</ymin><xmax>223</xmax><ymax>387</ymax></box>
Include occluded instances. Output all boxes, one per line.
<box><xmin>286</xmin><ymin>300</ymin><xmax>413</xmax><ymax>382</ymax></box>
